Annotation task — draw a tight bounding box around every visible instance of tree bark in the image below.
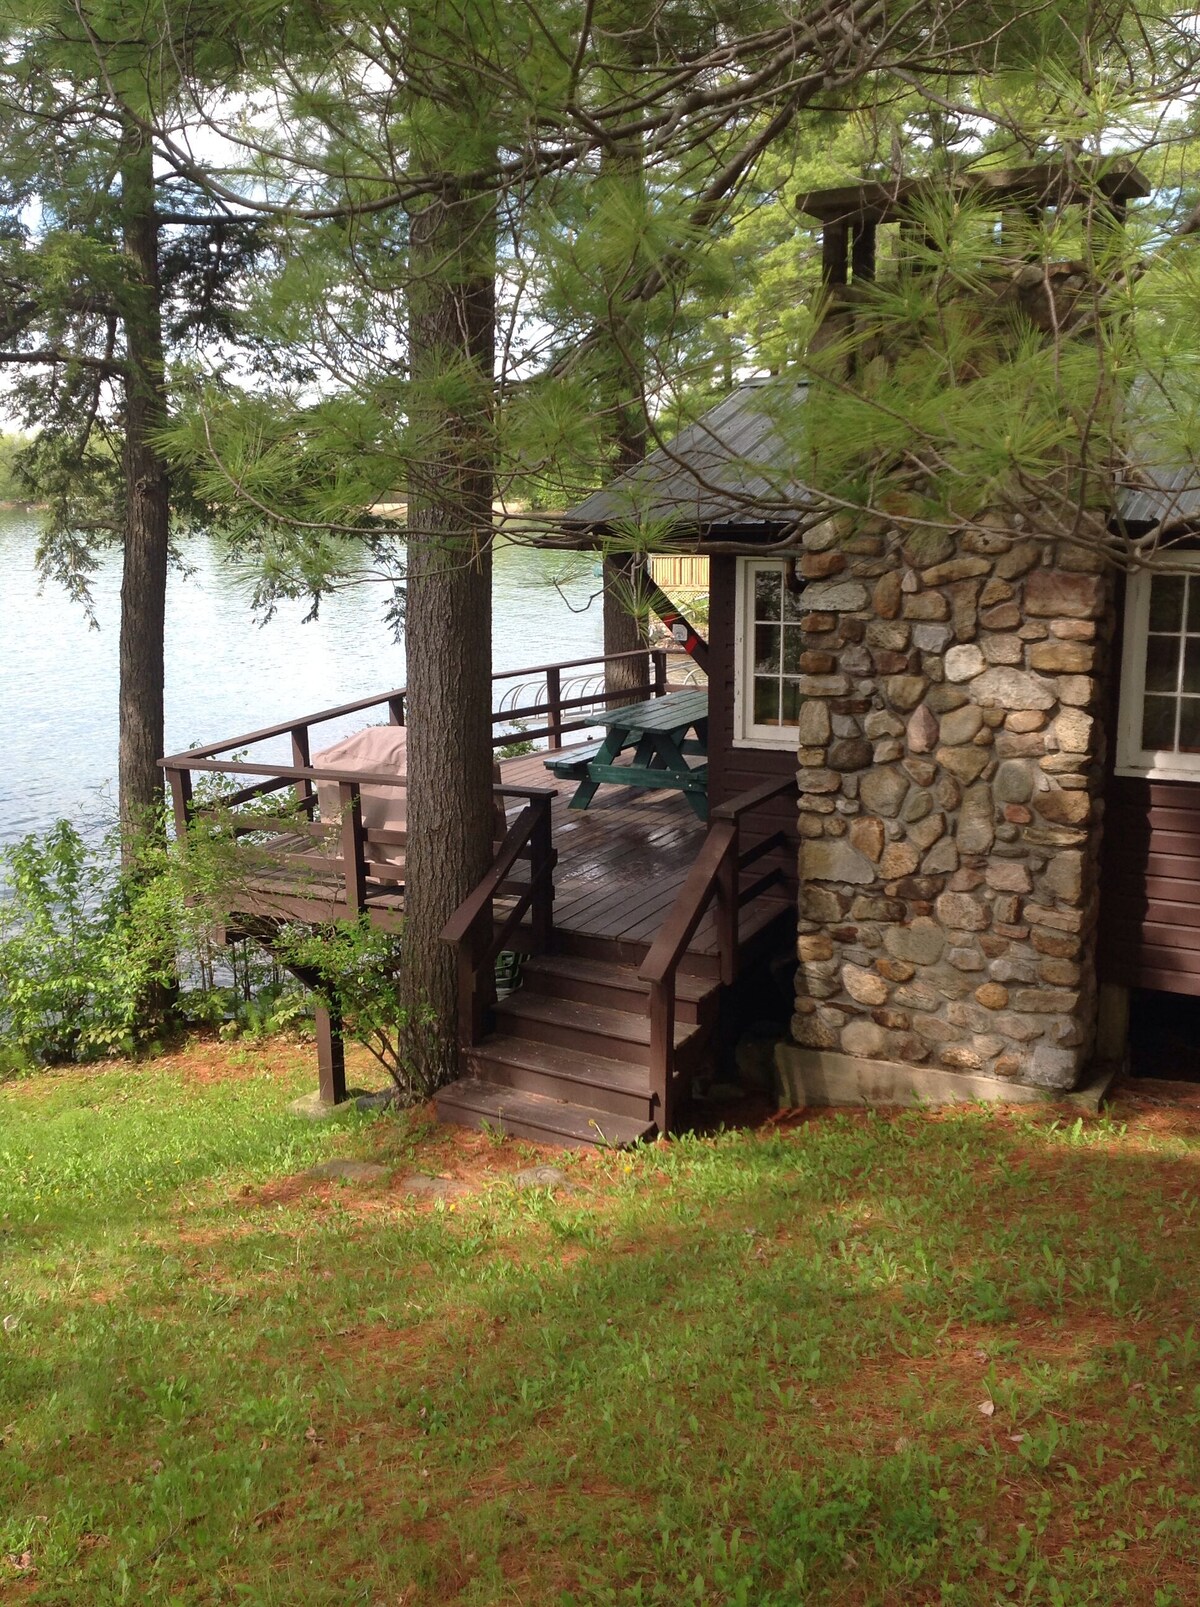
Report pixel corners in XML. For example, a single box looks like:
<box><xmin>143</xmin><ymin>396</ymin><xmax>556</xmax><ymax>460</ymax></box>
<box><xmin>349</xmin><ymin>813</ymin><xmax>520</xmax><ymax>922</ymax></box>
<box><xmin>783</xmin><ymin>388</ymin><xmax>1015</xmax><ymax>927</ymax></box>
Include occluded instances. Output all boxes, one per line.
<box><xmin>118</xmin><ymin>122</ymin><xmax>170</xmax><ymax>862</ymax></box>
<box><xmin>599</xmin><ymin>23</ymin><xmax>651</xmax><ymax>705</ymax></box>
<box><xmin>600</xmin><ymin>368</ymin><xmax>648</xmax><ymax>703</ymax></box>
<box><xmin>400</xmin><ymin>175</ymin><xmax>496</xmax><ymax>1086</ymax></box>
<box><xmin>599</xmin><ymin>287</ymin><xmax>649</xmax><ymax>699</ymax></box>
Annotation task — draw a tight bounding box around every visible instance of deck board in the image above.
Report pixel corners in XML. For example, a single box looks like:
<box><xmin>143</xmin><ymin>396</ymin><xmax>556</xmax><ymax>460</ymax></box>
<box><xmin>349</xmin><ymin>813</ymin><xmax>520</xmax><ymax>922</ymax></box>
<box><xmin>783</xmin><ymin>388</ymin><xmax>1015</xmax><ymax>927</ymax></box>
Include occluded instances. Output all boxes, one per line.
<box><xmin>501</xmin><ymin>749</ymin><xmax>712</xmax><ymax>947</ymax></box>
<box><xmin>224</xmin><ymin>745</ymin><xmax>793</xmax><ymax>957</ymax></box>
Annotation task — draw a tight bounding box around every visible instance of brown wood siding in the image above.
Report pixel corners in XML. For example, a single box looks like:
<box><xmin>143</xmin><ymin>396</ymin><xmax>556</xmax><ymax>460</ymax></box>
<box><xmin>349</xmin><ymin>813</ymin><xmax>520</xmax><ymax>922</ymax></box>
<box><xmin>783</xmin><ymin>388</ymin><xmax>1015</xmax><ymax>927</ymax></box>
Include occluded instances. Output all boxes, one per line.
<box><xmin>1099</xmin><ymin>777</ymin><xmax>1200</xmax><ymax>996</ymax></box>
<box><xmin>706</xmin><ymin>556</ymin><xmax>797</xmax><ymax>852</ymax></box>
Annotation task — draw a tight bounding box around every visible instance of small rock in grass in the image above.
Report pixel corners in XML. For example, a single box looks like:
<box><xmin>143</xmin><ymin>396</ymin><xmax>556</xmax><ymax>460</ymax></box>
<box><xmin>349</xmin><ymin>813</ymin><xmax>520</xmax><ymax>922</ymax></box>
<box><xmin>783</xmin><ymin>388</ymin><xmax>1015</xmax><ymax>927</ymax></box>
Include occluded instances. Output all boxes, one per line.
<box><xmin>510</xmin><ymin>1165</ymin><xmax>578</xmax><ymax>1193</ymax></box>
<box><xmin>288</xmin><ymin>1089</ymin><xmax>371</xmax><ymax>1121</ymax></box>
<box><xmin>302</xmin><ymin>1159</ymin><xmax>389</xmax><ymax>1183</ymax></box>
<box><xmin>401</xmin><ymin>1173</ymin><xmax>472</xmax><ymax>1200</ymax></box>
<box><xmin>354</xmin><ymin>1088</ymin><xmax>399</xmax><ymax>1113</ymax></box>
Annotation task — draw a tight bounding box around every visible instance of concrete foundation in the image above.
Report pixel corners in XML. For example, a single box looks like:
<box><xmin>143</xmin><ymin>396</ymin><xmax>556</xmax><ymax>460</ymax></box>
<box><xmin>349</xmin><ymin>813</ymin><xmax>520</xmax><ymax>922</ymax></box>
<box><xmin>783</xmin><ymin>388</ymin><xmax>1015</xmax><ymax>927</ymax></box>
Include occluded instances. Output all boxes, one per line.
<box><xmin>776</xmin><ymin>1042</ymin><xmax>1115</xmax><ymax>1114</ymax></box>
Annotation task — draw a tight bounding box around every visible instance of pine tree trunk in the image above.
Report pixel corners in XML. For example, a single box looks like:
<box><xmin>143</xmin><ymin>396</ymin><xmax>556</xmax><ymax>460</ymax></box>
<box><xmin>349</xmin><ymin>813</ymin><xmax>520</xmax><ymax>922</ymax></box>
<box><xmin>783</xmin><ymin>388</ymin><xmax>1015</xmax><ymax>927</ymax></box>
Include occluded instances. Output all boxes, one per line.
<box><xmin>118</xmin><ymin>123</ymin><xmax>170</xmax><ymax>863</ymax></box>
<box><xmin>599</xmin><ymin>32</ymin><xmax>650</xmax><ymax>705</ymax></box>
<box><xmin>400</xmin><ymin>176</ymin><xmax>496</xmax><ymax>1086</ymax></box>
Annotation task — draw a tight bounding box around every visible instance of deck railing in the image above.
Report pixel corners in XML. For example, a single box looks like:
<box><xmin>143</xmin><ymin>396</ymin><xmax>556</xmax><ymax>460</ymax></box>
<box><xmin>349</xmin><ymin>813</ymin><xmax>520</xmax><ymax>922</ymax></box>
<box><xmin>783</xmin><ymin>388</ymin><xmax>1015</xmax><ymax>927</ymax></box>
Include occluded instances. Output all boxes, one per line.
<box><xmin>638</xmin><ymin>775</ymin><xmax>798</xmax><ymax>1132</ymax></box>
<box><xmin>159</xmin><ymin>647</ymin><xmax>669</xmax><ymax>921</ymax></box>
<box><xmin>440</xmin><ymin>789</ymin><xmax>558</xmax><ymax>1046</ymax></box>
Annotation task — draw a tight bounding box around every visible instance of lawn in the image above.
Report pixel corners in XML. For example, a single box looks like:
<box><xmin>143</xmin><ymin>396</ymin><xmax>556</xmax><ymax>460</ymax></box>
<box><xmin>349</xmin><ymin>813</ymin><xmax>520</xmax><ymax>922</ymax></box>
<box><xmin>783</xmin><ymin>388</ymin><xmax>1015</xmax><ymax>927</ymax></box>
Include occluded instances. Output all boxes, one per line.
<box><xmin>1</xmin><ymin>1040</ymin><xmax>1198</xmax><ymax>1606</ymax></box>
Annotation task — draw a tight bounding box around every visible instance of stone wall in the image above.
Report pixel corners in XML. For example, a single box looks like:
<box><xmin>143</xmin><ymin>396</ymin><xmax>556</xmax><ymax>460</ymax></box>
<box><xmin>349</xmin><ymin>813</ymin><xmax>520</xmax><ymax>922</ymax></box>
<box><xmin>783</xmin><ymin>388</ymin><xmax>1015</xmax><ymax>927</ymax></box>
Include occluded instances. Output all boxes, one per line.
<box><xmin>790</xmin><ymin>520</ymin><xmax>1113</xmax><ymax>1092</ymax></box>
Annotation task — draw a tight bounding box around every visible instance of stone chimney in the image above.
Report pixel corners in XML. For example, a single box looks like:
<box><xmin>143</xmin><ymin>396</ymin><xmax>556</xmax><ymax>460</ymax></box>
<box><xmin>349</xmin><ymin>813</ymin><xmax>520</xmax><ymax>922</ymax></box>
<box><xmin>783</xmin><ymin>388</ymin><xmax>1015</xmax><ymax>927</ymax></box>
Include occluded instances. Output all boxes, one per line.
<box><xmin>777</xmin><ymin>161</ymin><xmax>1150</xmax><ymax>1105</ymax></box>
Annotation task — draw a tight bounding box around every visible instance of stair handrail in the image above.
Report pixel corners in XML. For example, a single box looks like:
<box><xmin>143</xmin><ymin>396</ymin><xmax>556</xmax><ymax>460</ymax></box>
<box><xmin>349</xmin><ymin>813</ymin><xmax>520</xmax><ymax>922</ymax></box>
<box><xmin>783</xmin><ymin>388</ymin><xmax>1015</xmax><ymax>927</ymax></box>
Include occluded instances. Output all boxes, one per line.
<box><xmin>638</xmin><ymin>774</ymin><xmax>797</xmax><ymax>1132</ymax></box>
<box><xmin>440</xmin><ymin>786</ymin><xmax>557</xmax><ymax>1049</ymax></box>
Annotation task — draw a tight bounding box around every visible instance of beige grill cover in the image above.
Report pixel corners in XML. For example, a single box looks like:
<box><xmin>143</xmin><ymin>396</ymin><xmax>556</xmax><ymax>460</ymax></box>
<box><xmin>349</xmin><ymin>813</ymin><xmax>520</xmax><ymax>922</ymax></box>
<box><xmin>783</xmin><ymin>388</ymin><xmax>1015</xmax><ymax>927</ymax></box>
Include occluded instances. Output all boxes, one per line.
<box><xmin>312</xmin><ymin>725</ymin><xmax>506</xmax><ymax>867</ymax></box>
<box><xmin>313</xmin><ymin>724</ymin><xmax>408</xmax><ymax>836</ymax></box>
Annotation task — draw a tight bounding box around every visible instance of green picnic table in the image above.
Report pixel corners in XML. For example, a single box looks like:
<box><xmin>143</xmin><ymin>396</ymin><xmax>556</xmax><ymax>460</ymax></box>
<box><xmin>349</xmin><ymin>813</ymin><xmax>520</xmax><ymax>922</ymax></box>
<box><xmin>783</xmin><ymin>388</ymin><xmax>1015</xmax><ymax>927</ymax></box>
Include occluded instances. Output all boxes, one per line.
<box><xmin>543</xmin><ymin>688</ymin><xmax>709</xmax><ymax>820</ymax></box>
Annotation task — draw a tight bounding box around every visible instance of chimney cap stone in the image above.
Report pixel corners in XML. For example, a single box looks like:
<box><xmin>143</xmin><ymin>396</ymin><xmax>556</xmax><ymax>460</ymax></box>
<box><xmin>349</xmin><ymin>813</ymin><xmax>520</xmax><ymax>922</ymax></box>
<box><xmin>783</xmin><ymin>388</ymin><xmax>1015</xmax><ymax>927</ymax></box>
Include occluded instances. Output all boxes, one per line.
<box><xmin>796</xmin><ymin>157</ymin><xmax>1150</xmax><ymax>227</ymax></box>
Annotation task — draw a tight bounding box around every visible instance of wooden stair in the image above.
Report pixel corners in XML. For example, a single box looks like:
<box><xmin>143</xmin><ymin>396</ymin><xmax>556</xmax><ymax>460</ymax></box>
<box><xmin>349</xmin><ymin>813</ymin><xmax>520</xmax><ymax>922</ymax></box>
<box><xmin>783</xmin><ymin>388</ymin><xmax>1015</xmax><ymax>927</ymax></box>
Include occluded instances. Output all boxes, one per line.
<box><xmin>434</xmin><ymin>949</ymin><xmax>723</xmax><ymax>1148</ymax></box>
<box><xmin>436</xmin><ymin>768</ymin><xmax>799</xmax><ymax>1150</ymax></box>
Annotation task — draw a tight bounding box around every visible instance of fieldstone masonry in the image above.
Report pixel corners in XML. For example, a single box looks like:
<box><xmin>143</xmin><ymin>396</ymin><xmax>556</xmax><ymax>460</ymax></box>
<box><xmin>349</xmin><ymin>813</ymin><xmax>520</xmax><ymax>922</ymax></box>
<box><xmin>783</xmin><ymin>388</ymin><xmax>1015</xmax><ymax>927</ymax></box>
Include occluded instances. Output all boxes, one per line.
<box><xmin>790</xmin><ymin>517</ymin><xmax>1113</xmax><ymax>1092</ymax></box>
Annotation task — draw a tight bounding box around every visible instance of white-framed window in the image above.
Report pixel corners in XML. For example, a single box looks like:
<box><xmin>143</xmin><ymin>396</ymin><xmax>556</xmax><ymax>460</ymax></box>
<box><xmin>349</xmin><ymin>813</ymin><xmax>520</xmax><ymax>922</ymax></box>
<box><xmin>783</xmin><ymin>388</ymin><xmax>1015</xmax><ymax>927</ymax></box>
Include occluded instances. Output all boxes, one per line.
<box><xmin>733</xmin><ymin>557</ymin><xmax>804</xmax><ymax>748</ymax></box>
<box><xmin>1117</xmin><ymin>559</ymin><xmax>1200</xmax><ymax>781</ymax></box>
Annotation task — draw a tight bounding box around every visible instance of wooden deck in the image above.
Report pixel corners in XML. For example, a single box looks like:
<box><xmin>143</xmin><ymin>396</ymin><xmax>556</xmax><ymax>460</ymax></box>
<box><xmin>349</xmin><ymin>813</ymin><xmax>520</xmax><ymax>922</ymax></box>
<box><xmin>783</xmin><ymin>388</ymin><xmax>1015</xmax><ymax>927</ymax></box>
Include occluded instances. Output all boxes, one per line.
<box><xmin>224</xmin><ymin>746</ymin><xmax>734</xmax><ymax>955</ymax></box>
<box><xmin>498</xmin><ymin>751</ymin><xmax>720</xmax><ymax>954</ymax></box>
<box><xmin>162</xmin><ymin>649</ymin><xmax>797</xmax><ymax>1136</ymax></box>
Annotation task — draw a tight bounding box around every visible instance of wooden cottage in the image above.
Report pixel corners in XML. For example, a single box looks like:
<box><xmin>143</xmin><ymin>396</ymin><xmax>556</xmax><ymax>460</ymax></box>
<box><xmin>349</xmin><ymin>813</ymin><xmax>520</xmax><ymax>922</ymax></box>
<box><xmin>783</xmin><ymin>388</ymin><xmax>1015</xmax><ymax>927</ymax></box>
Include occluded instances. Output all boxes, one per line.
<box><xmin>162</xmin><ymin>157</ymin><xmax>1199</xmax><ymax>1140</ymax></box>
<box><xmin>541</xmin><ymin>159</ymin><xmax>1195</xmax><ymax>1111</ymax></box>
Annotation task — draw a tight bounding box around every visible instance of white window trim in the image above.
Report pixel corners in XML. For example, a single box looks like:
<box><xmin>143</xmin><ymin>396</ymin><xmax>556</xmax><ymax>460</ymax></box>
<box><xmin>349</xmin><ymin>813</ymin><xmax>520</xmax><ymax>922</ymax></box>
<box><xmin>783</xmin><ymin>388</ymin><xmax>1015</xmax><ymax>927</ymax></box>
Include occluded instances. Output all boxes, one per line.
<box><xmin>1116</xmin><ymin>557</ymin><xmax>1200</xmax><ymax>781</ymax></box>
<box><xmin>733</xmin><ymin>557</ymin><xmax>801</xmax><ymax>750</ymax></box>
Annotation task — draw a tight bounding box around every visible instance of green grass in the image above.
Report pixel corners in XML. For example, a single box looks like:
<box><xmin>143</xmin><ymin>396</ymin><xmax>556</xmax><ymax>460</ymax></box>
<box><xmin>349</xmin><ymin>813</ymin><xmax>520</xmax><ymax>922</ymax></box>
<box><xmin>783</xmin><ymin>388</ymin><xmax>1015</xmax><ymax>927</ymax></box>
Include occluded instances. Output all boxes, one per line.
<box><xmin>2</xmin><ymin>1045</ymin><xmax>1199</xmax><ymax>1605</ymax></box>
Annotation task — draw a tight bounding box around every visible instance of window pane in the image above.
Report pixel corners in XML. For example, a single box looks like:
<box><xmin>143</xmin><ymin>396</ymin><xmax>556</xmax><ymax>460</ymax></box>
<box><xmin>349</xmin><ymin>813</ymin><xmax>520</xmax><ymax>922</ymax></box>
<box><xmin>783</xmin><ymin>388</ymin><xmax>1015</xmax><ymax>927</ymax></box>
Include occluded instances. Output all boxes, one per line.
<box><xmin>1142</xmin><ymin>694</ymin><xmax>1177</xmax><ymax>750</ymax></box>
<box><xmin>1181</xmin><ymin>699</ymin><xmax>1200</xmax><ymax>753</ymax></box>
<box><xmin>754</xmin><ymin>569</ymin><xmax>781</xmax><ymax>622</ymax></box>
<box><xmin>782</xmin><ymin>625</ymin><xmax>804</xmax><ymax>674</ymax></box>
<box><xmin>754</xmin><ymin>623</ymin><xmax>780</xmax><ymax>674</ymax></box>
<box><xmin>1188</xmin><ymin>577</ymin><xmax>1200</xmax><ymax>634</ymax></box>
<box><xmin>1149</xmin><ymin>575</ymin><xmax>1184</xmax><ymax>633</ymax></box>
<box><xmin>1146</xmin><ymin>634</ymin><xmax>1181</xmax><ymax>693</ymax></box>
<box><xmin>754</xmin><ymin>677</ymin><xmax>780</xmax><ymax>725</ymax></box>
<box><xmin>781</xmin><ymin>573</ymin><xmax>804</xmax><ymax>622</ymax></box>
<box><xmin>1185</xmin><ymin>639</ymin><xmax>1200</xmax><ymax>694</ymax></box>
<box><xmin>780</xmin><ymin>680</ymin><xmax>802</xmax><ymax>726</ymax></box>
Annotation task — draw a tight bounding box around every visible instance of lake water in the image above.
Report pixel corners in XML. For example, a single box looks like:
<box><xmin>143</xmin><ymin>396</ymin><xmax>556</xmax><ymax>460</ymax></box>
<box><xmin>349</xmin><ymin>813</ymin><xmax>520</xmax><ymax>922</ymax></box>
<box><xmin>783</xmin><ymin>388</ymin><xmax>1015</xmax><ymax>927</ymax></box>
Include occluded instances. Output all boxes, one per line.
<box><xmin>0</xmin><ymin>512</ymin><xmax>604</xmax><ymax>850</ymax></box>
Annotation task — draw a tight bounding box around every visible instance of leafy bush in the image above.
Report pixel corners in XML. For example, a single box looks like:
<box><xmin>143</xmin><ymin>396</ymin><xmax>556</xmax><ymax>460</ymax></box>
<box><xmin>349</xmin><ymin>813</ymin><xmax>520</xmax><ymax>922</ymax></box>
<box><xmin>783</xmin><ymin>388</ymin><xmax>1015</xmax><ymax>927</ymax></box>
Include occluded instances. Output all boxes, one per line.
<box><xmin>0</xmin><ymin>822</ymin><xmax>180</xmax><ymax>1067</ymax></box>
<box><xmin>274</xmin><ymin>918</ymin><xmax>438</xmax><ymax>1102</ymax></box>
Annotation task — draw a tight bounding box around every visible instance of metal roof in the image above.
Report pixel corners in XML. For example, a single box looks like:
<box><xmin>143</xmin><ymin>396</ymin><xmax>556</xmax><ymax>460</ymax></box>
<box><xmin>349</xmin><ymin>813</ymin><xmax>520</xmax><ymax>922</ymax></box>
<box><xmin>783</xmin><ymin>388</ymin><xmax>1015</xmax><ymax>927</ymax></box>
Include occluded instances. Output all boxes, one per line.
<box><xmin>562</xmin><ymin>380</ymin><xmax>813</xmax><ymax>534</ymax></box>
<box><xmin>560</xmin><ymin>376</ymin><xmax>1200</xmax><ymax>541</ymax></box>
<box><xmin>1117</xmin><ymin>465</ymin><xmax>1200</xmax><ymax>529</ymax></box>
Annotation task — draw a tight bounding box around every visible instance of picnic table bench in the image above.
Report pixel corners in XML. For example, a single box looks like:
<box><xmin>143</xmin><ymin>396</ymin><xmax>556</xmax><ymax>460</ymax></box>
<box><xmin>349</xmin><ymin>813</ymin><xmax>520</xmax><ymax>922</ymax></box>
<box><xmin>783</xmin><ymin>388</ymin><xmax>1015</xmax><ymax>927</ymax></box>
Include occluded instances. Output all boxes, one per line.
<box><xmin>544</xmin><ymin>688</ymin><xmax>709</xmax><ymax>820</ymax></box>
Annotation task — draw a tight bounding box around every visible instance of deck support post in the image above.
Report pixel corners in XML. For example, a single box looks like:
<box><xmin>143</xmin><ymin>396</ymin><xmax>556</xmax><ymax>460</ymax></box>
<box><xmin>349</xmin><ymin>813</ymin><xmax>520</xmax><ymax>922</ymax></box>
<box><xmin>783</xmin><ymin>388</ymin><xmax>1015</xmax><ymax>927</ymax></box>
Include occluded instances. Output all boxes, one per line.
<box><xmin>1095</xmin><ymin>984</ymin><xmax>1130</xmax><ymax>1065</ymax></box>
<box><xmin>315</xmin><ymin>1004</ymin><xmax>348</xmax><ymax>1104</ymax></box>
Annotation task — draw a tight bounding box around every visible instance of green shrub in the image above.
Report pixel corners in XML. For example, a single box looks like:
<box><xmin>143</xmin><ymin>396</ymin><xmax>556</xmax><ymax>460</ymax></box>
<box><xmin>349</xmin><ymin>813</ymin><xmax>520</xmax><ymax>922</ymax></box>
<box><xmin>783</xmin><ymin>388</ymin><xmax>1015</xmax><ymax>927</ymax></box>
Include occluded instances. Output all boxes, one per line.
<box><xmin>0</xmin><ymin>822</ymin><xmax>180</xmax><ymax>1066</ymax></box>
<box><xmin>274</xmin><ymin>918</ymin><xmax>437</xmax><ymax>1101</ymax></box>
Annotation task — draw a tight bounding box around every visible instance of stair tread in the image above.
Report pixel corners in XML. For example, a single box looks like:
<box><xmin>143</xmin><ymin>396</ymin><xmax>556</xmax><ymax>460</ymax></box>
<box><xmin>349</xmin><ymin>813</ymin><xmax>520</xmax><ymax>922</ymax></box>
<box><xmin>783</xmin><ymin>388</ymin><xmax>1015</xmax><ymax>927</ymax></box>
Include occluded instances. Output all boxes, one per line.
<box><xmin>468</xmin><ymin>1034</ymin><xmax>651</xmax><ymax>1096</ymax></box>
<box><xmin>493</xmin><ymin>991</ymin><xmax>698</xmax><ymax>1048</ymax></box>
<box><xmin>522</xmin><ymin>953</ymin><xmax>717</xmax><ymax>1004</ymax></box>
<box><xmin>741</xmin><ymin>892</ymin><xmax>793</xmax><ymax>929</ymax></box>
<box><xmin>436</xmin><ymin>1077</ymin><xmax>655</xmax><ymax>1147</ymax></box>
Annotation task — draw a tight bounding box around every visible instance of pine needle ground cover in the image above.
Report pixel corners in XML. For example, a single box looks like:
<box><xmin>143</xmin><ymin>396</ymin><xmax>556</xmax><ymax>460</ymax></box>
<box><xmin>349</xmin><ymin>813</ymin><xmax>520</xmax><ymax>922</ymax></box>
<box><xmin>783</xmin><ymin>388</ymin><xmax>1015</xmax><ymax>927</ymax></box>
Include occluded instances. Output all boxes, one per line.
<box><xmin>1</xmin><ymin>1044</ymin><xmax>1198</xmax><ymax>1606</ymax></box>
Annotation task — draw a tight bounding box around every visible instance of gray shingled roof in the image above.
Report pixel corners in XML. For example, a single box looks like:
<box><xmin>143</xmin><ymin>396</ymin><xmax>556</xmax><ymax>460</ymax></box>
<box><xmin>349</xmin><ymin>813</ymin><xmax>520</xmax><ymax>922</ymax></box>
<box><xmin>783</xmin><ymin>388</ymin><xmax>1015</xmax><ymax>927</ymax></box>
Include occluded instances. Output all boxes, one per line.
<box><xmin>562</xmin><ymin>380</ymin><xmax>813</xmax><ymax>532</ymax></box>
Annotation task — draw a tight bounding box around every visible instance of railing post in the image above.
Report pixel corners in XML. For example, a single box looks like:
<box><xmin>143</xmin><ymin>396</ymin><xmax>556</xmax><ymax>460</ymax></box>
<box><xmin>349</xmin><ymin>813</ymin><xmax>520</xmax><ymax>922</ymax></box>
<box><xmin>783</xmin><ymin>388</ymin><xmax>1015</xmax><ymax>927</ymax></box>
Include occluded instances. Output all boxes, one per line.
<box><xmin>166</xmin><ymin>766</ymin><xmax>193</xmax><ymax>842</ymax></box>
<box><xmin>290</xmin><ymin>725</ymin><xmax>313</xmax><ymax>814</ymax></box>
<box><xmin>716</xmin><ymin>820</ymin><xmax>739</xmax><ymax>986</ymax></box>
<box><xmin>648</xmin><ymin>980</ymin><xmax>673</xmax><ymax>1136</ymax></box>
<box><xmin>388</xmin><ymin>694</ymin><xmax>405</xmax><ymax>726</ymax></box>
<box><xmin>530</xmin><ymin>794</ymin><xmax>555</xmax><ymax>949</ymax></box>
<box><xmin>546</xmin><ymin>666</ymin><xmax>562</xmax><ymax>750</ymax></box>
<box><xmin>457</xmin><ymin>924</ymin><xmax>485</xmax><ymax>1048</ymax></box>
<box><xmin>338</xmin><ymin>781</ymin><xmax>367</xmax><ymax>915</ymax></box>
<box><xmin>653</xmin><ymin>648</ymin><xmax>667</xmax><ymax>697</ymax></box>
